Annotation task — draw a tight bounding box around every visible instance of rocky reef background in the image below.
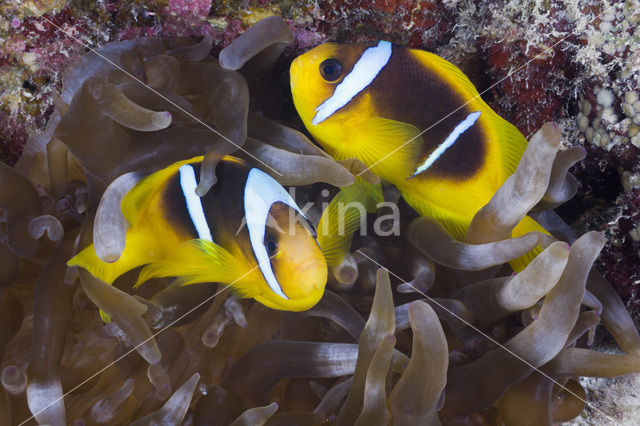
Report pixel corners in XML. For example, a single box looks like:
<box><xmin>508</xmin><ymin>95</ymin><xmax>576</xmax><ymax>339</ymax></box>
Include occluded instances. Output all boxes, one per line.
<box><xmin>1</xmin><ymin>0</ymin><xmax>639</xmax><ymax>423</ymax></box>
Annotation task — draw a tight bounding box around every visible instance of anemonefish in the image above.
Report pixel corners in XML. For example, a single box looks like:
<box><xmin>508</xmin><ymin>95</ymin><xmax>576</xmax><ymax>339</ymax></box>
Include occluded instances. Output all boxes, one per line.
<box><xmin>68</xmin><ymin>156</ymin><xmax>328</xmax><ymax>312</ymax></box>
<box><xmin>290</xmin><ymin>41</ymin><xmax>549</xmax><ymax>271</ymax></box>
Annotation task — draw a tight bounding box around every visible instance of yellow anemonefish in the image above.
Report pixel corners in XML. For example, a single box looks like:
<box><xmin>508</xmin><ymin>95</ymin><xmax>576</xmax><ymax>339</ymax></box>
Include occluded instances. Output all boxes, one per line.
<box><xmin>68</xmin><ymin>156</ymin><xmax>328</xmax><ymax>312</ymax></box>
<box><xmin>290</xmin><ymin>41</ymin><xmax>549</xmax><ymax>271</ymax></box>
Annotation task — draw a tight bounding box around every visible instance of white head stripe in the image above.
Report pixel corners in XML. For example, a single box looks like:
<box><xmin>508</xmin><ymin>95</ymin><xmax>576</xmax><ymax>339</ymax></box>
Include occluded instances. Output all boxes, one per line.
<box><xmin>312</xmin><ymin>40</ymin><xmax>392</xmax><ymax>125</ymax></box>
<box><xmin>410</xmin><ymin>111</ymin><xmax>482</xmax><ymax>178</ymax></box>
<box><xmin>179</xmin><ymin>165</ymin><xmax>213</xmax><ymax>241</ymax></box>
<box><xmin>244</xmin><ymin>169</ymin><xmax>307</xmax><ymax>300</ymax></box>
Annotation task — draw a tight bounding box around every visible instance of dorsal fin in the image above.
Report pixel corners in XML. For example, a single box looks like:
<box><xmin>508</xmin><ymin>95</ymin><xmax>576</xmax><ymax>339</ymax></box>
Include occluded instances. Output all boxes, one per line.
<box><xmin>411</xmin><ymin>49</ymin><xmax>482</xmax><ymax>101</ymax></box>
<box><xmin>121</xmin><ymin>156</ymin><xmax>204</xmax><ymax>226</ymax></box>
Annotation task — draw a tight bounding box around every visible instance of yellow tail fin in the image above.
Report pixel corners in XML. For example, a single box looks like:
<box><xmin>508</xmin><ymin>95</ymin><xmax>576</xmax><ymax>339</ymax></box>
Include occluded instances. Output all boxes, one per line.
<box><xmin>68</xmin><ymin>244</ymin><xmax>145</xmax><ymax>285</ymax></box>
<box><xmin>509</xmin><ymin>215</ymin><xmax>551</xmax><ymax>272</ymax></box>
<box><xmin>67</xmin><ymin>227</ymin><xmax>156</xmax><ymax>285</ymax></box>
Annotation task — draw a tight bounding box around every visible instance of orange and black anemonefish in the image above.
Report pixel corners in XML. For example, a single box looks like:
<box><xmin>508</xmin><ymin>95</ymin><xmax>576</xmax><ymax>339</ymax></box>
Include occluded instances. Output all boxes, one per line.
<box><xmin>68</xmin><ymin>156</ymin><xmax>328</xmax><ymax>312</ymax></box>
<box><xmin>290</xmin><ymin>40</ymin><xmax>551</xmax><ymax>271</ymax></box>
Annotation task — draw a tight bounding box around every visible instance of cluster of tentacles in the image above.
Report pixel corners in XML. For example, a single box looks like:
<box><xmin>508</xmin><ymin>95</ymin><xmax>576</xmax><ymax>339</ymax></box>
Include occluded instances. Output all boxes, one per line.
<box><xmin>1</xmin><ymin>16</ymin><xmax>639</xmax><ymax>426</ymax></box>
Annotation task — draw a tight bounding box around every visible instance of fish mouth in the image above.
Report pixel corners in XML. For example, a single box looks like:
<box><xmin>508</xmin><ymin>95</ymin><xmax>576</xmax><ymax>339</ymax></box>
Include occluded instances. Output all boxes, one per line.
<box><xmin>296</xmin><ymin>259</ymin><xmax>325</xmax><ymax>274</ymax></box>
<box><xmin>296</xmin><ymin>259</ymin><xmax>328</xmax><ymax>290</ymax></box>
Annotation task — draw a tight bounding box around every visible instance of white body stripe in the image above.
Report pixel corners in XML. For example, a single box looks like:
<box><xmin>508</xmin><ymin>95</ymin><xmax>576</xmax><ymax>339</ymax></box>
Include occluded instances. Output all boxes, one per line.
<box><xmin>410</xmin><ymin>111</ymin><xmax>482</xmax><ymax>178</ymax></box>
<box><xmin>312</xmin><ymin>40</ymin><xmax>392</xmax><ymax>125</ymax></box>
<box><xmin>244</xmin><ymin>168</ymin><xmax>308</xmax><ymax>300</ymax></box>
<box><xmin>179</xmin><ymin>164</ymin><xmax>213</xmax><ymax>242</ymax></box>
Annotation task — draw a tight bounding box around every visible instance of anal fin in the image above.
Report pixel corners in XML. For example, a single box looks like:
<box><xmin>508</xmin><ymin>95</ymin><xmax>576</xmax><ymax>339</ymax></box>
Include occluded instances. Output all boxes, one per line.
<box><xmin>399</xmin><ymin>186</ymin><xmax>470</xmax><ymax>241</ymax></box>
<box><xmin>509</xmin><ymin>215</ymin><xmax>550</xmax><ymax>272</ymax></box>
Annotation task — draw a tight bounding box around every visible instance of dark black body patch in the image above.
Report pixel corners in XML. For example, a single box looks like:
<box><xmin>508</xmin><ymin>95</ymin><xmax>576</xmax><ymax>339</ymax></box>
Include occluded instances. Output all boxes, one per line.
<box><xmin>160</xmin><ymin>159</ymin><xmax>251</xmax><ymax>244</ymax></box>
<box><xmin>162</xmin><ymin>165</ymin><xmax>200</xmax><ymax>240</ymax></box>
<box><xmin>368</xmin><ymin>45</ymin><xmax>487</xmax><ymax>180</ymax></box>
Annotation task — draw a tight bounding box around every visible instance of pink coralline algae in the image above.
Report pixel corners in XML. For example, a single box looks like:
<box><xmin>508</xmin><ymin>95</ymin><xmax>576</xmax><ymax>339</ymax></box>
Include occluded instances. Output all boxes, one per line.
<box><xmin>164</xmin><ymin>0</ymin><xmax>212</xmax><ymax>18</ymax></box>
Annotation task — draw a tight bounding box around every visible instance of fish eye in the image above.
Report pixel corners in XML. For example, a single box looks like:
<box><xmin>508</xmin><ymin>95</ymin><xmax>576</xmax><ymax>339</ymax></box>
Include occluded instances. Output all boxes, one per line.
<box><xmin>319</xmin><ymin>59</ymin><xmax>343</xmax><ymax>82</ymax></box>
<box><xmin>265</xmin><ymin>237</ymin><xmax>278</xmax><ymax>256</ymax></box>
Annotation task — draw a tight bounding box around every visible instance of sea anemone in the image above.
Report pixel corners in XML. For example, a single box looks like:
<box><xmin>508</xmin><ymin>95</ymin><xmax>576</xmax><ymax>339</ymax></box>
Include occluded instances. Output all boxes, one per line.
<box><xmin>1</xmin><ymin>16</ymin><xmax>639</xmax><ymax>425</ymax></box>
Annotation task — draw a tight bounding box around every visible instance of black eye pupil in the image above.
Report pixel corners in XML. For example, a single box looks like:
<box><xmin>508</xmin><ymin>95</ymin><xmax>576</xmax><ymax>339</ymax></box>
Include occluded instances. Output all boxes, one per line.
<box><xmin>266</xmin><ymin>239</ymin><xmax>277</xmax><ymax>254</ymax></box>
<box><xmin>320</xmin><ymin>59</ymin><xmax>342</xmax><ymax>82</ymax></box>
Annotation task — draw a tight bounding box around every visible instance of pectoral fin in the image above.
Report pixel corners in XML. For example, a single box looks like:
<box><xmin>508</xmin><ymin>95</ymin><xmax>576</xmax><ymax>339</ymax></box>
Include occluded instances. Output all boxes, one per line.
<box><xmin>317</xmin><ymin>177</ymin><xmax>383</xmax><ymax>266</ymax></box>
<box><xmin>344</xmin><ymin>117</ymin><xmax>422</xmax><ymax>179</ymax></box>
